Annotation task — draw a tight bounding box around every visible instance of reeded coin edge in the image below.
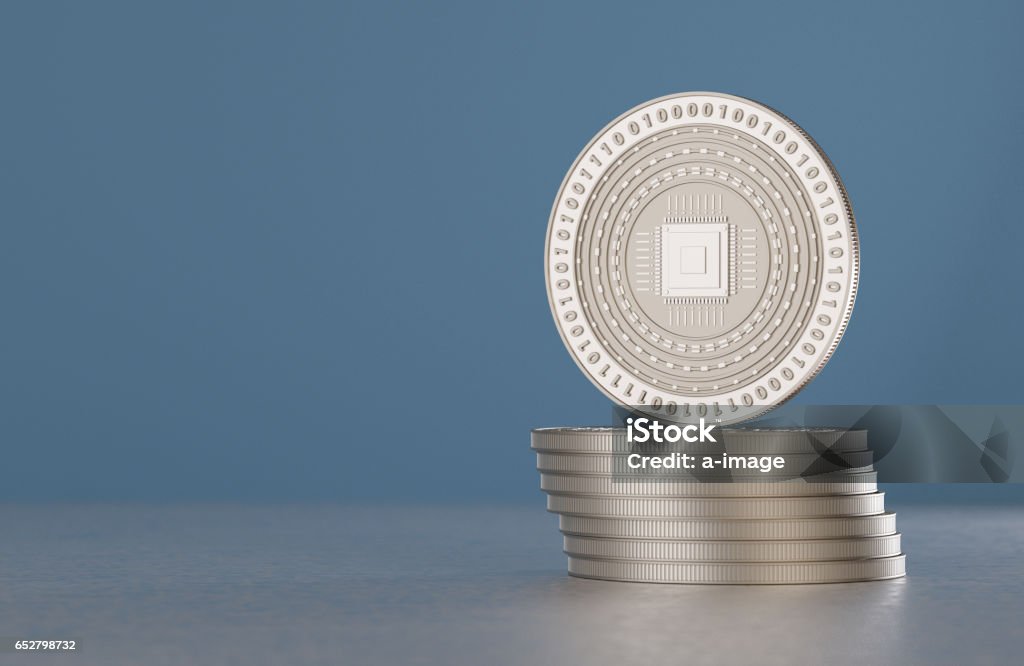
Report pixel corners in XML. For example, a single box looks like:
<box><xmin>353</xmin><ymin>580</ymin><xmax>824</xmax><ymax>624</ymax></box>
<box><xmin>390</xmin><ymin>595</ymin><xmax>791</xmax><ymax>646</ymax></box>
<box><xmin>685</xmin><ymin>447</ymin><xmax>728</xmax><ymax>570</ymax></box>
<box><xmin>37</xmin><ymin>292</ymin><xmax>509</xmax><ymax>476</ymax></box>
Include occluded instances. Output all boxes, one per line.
<box><xmin>539</xmin><ymin>471</ymin><xmax>878</xmax><ymax>497</ymax></box>
<box><xmin>546</xmin><ymin>492</ymin><xmax>887</xmax><ymax>519</ymax></box>
<box><xmin>558</xmin><ymin>512</ymin><xmax>899</xmax><ymax>540</ymax></box>
<box><xmin>566</xmin><ymin>554</ymin><xmax>905</xmax><ymax>584</ymax></box>
<box><xmin>562</xmin><ymin>533</ymin><xmax>902</xmax><ymax>562</ymax></box>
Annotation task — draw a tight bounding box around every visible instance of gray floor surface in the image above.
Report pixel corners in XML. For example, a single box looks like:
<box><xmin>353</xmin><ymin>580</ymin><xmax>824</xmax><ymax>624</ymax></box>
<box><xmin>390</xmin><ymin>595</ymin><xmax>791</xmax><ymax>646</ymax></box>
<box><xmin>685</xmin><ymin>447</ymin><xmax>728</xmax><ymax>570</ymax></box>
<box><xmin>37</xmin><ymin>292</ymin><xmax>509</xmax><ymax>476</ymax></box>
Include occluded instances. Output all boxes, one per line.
<box><xmin>0</xmin><ymin>501</ymin><xmax>1021</xmax><ymax>665</ymax></box>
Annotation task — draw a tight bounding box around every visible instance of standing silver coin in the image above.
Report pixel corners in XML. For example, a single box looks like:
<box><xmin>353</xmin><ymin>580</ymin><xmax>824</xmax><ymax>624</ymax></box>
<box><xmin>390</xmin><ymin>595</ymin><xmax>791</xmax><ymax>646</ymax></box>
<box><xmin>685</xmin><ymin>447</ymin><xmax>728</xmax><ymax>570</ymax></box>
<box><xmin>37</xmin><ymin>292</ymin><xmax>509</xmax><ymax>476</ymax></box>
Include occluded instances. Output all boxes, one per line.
<box><xmin>545</xmin><ymin>93</ymin><xmax>858</xmax><ymax>423</ymax></box>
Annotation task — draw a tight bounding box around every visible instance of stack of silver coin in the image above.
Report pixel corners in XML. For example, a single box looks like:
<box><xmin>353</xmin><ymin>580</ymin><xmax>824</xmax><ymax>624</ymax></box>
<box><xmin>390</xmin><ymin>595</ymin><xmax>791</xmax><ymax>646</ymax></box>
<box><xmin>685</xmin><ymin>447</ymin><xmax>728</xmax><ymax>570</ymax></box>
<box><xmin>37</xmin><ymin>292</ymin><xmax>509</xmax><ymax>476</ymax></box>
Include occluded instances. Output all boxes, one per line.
<box><xmin>533</xmin><ymin>427</ymin><xmax>906</xmax><ymax>584</ymax></box>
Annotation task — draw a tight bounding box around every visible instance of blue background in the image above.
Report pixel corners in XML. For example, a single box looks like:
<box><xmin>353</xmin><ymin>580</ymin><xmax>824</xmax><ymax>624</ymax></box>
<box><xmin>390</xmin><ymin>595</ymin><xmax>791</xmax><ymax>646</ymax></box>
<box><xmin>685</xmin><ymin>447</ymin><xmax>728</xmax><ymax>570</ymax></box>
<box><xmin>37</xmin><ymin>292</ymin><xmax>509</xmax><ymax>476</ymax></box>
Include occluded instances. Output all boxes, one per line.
<box><xmin>2</xmin><ymin>0</ymin><xmax>1022</xmax><ymax>501</ymax></box>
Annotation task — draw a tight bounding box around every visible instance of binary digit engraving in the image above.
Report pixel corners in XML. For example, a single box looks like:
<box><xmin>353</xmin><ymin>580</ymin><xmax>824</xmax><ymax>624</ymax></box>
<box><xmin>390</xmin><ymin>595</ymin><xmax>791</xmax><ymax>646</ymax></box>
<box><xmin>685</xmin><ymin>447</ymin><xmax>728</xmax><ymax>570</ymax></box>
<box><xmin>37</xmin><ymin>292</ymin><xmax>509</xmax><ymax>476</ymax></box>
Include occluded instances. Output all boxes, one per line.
<box><xmin>545</xmin><ymin>93</ymin><xmax>858</xmax><ymax>423</ymax></box>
